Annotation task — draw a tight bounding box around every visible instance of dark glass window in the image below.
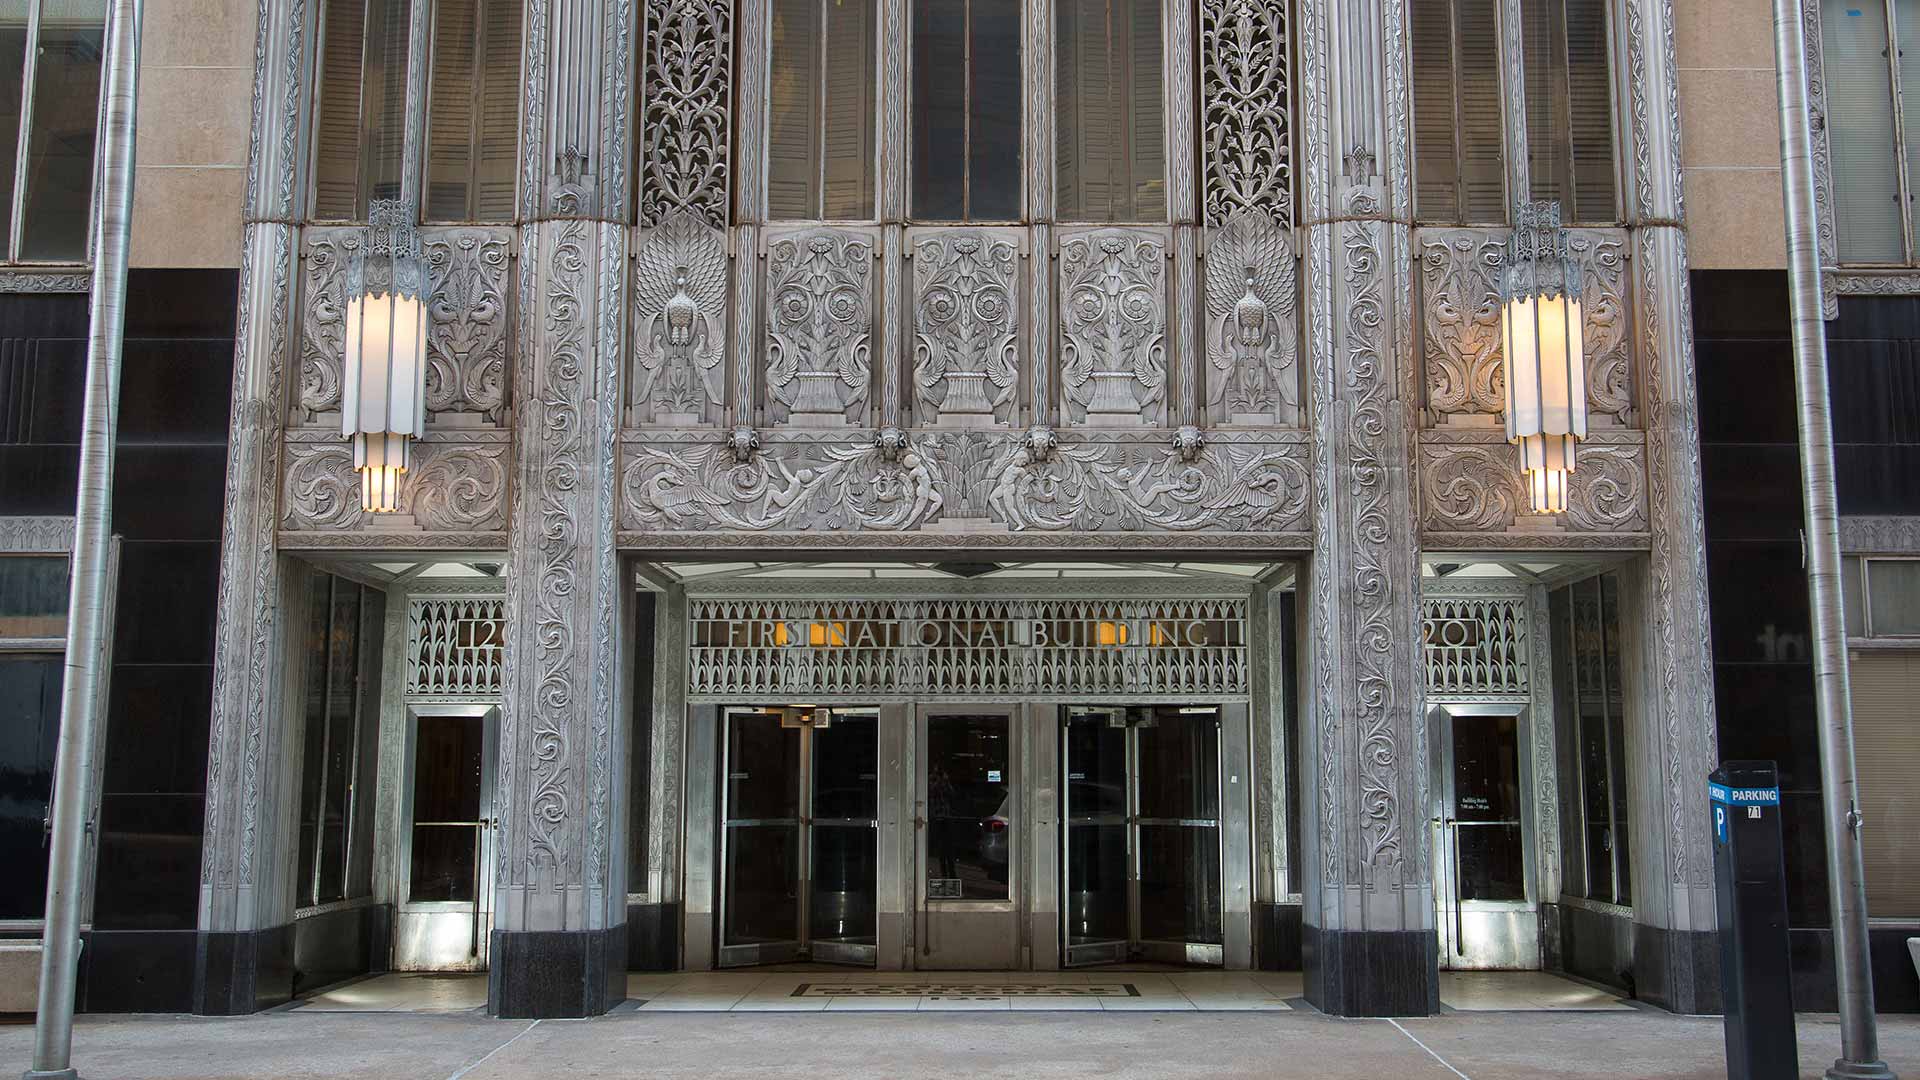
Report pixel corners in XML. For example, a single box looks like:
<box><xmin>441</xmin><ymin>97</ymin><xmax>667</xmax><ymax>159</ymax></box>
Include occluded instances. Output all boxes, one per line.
<box><xmin>1411</xmin><ymin>0</ymin><xmax>1504</xmax><ymax>222</ymax></box>
<box><xmin>0</xmin><ymin>653</ymin><xmax>59</xmax><ymax>919</ymax></box>
<box><xmin>0</xmin><ymin>0</ymin><xmax>106</xmax><ymax>263</ymax></box>
<box><xmin>311</xmin><ymin>0</ymin><xmax>413</xmax><ymax>219</ymax></box>
<box><xmin>1551</xmin><ymin>570</ymin><xmax>1631</xmax><ymax>905</ymax></box>
<box><xmin>294</xmin><ymin>569</ymin><xmax>385</xmax><ymax>908</ymax></box>
<box><xmin>768</xmin><ymin>0</ymin><xmax>878</xmax><ymax>220</ymax></box>
<box><xmin>911</xmin><ymin>0</ymin><xmax>1021</xmax><ymax>221</ymax></box>
<box><xmin>0</xmin><ymin>555</ymin><xmax>66</xmax><ymax>638</ymax></box>
<box><xmin>423</xmin><ymin>0</ymin><xmax>522</xmax><ymax>222</ymax></box>
<box><xmin>1055</xmin><ymin>0</ymin><xmax>1164</xmax><ymax>222</ymax></box>
<box><xmin>1521</xmin><ymin>0</ymin><xmax>1617</xmax><ymax>222</ymax></box>
<box><xmin>925</xmin><ymin>712</ymin><xmax>1009</xmax><ymax>901</ymax></box>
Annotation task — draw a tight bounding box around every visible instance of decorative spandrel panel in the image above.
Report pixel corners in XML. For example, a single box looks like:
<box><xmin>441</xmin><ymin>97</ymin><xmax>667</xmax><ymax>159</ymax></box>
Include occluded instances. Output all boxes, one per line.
<box><xmin>1204</xmin><ymin>212</ymin><xmax>1299</xmax><ymax>425</ymax></box>
<box><xmin>422</xmin><ymin>228</ymin><xmax>513</xmax><ymax>423</ymax></box>
<box><xmin>616</xmin><ymin>426</ymin><xmax>1311</xmax><ymax>545</ymax></box>
<box><xmin>909</xmin><ymin>228</ymin><xmax>1023</xmax><ymax>428</ymax></box>
<box><xmin>296</xmin><ymin>227</ymin><xmax>361</xmax><ymax>425</ymax></box>
<box><xmin>1200</xmin><ymin>0</ymin><xmax>1291</xmax><ymax>227</ymax></box>
<box><xmin>1415</xmin><ymin>226</ymin><xmax>1632</xmax><ymax>427</ymax></box>
<box><xmin>630</xmin><ymin>210</ymin><xmax>730</xmax><ymax>425</ymax></box>
<box><xmin>685</xmin><ymin>595</ymin><xmax>1250</xmax><ymax>702</ymax></box>
<box><xmin>1059</xmin><ymin>228</ymin><xmax>1169</xmax><ymax>427</ymax></box>
<box><xmin>1419</xmin><ymin>428</ymin><xmax>1649</xmax><ymax>544</ymax></box>
<box><xmin>407</xmin><ymin>597</ymin><xmax>507</xmax><ymax>697</ymax></box>
<box><xmin>765</xmin><ymin>227</ymin><xmax>876</xmax><ymax>427</ymax></box>
<box><xmin>281</xmin><ymin>429</ymin><xmax>511</xmax><ymax>544</ymax></box>
<box><xmin>1421</xmin><ymin>597</ymin><xmax>1528</xmax><ymax>701</ymax></box>
<box><xmin>638</xmin><ymin>0</ymin><xmax>731</xmax><ymax>229</ymax></box>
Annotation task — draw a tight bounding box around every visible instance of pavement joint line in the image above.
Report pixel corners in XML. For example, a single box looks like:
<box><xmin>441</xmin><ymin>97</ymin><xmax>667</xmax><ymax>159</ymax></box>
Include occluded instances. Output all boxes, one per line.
<box><xmin>445</xmin><ymin>1018</ymin><xmax>540</xmax><ymax>1080</ymax></box>
<box><xmin>1387</xmin><ymin>1018</ymin><xmax>1472</xmax><ymax>1080</ymax></box>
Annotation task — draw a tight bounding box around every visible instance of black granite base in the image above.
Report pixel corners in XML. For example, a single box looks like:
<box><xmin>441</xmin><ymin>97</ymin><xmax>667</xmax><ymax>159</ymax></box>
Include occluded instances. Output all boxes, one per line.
<box><xmin>1252</xmin><ymin>902</ymin><xmax>1303</xmax><ymax>970</ymax></box>
<box><xmin>1633</xmin><ymin>923</ymin><xmax>1721</xmax><ymax>1015</ymax></box>
<box><xmin>489</xmin><ymin>924</ymin><xmax>628</xmax><ymax>1018</ymax></box>
<box><xmin>626</xmin><ymin>902</ymin><xmax>681</xmax><ymax>971</ymax></box>
<box><xmin>1302</xmin><ymin>924</ymin><xmax>1438</xmax><ymax>1016</ymax></box>
<box><xmin>1550</xmin><ymin>902</ymin><xmax>1635</xmax><ymax>995</ymax></box>
<box><xmin>1790</xmin><ymin>926</ymin><xmax>1920</xmax><ymax>1013</ymax></box>
<box><xmin>79</xmin><ymin>929</ymin><xmax>198</xmax><ymax>1013</ymax></box>
<box><xmin>193</xmin><ymin>923</ymin><xmax>294</xmax><ymax>1015</ymax></box>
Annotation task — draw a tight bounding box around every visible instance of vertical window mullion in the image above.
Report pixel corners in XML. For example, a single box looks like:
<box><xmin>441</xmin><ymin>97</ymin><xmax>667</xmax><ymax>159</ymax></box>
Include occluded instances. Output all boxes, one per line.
<box><xmin>309</xmin><ymin>578</ymin><xmax>337</xmax><ymax>908</ymax></box>
<box><xmin>340</xmin><ymin>585</ymin><xmax>369</xmax><ymax>904</ymax></box>
<box><xmin>9</xmin><ymin>0</ymin><xmax>43</xmax><ymax>262</ymax></box>
<box><xmin>1450</xmin><ymin>0</ymin><xmax>1469</xmax><ymax>221</ymax></box>
<box><xmin>466</xmin><ymin>0</ymin><xmax>486</xmax><ymax>221</ymax></box>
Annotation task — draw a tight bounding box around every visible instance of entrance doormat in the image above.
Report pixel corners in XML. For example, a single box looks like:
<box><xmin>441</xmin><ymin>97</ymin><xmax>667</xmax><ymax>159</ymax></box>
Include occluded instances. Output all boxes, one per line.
<box><xmin>792</xmin><ymin>982</ymin><xmax>1142</xmax><ymax>999</ymax></box>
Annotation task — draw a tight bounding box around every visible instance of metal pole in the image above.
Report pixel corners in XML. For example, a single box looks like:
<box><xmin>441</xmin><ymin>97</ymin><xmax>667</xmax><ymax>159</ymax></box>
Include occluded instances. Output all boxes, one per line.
<box><xmin>1768</xmin><ymin>2</ymin><xmax>1897</xmax><ymax>1078</ymax></box>
<box><xmin>25</xmin><ymin>0</ymin><xmax>141</xmax><ymax>1077</ymax></box>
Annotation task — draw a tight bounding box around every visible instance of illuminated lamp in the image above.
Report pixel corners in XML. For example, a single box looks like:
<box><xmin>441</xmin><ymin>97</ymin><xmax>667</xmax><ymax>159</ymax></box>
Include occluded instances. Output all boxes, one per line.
<box><xmin>342</xmin><ymin>199</ymin><xmax>427</xmax><ymax>513</ymax></box>
<box><xmin>1500</xmin><ymin>201</ymin><xmax>1586</xmax><ymax>515</ymax></box>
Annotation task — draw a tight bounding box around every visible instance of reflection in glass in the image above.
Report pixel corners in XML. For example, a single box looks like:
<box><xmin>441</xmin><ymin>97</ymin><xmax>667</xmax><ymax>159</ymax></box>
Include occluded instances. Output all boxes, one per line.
<box><xmin>409</xmin><ymin>713</ymin><xmax>483</xmax><ymax>902</ymax></box>
<box><xmin>911</xmin><ymin>0</ymin><xmax>1021</xmax><ymax>220</ymax></box>
<box><xmin>723</xmin><ymin>711</ymin><xmax>802</xmax><ymax>948</ymax></box>
<box><xmin>1063</xmin><ymin>714</ymin><xmax>1127</xmax><ymax>950</ymax></box>
<box><xmin>20</xmin><ymin>2</ymin><xmax>105</xmax><ymax>261</ymax></box>
<box><xmin>1055</xmin><ymin>0</ymin><xmax>1164</xmax><ymax>222</ymax></box>
<box><xmin>0</xmin><ymin>654</ymin><xmax>59</xmax><ymax>919</ymax></box>
<box><xmin>810</xmin><ymin>713</ymin><xmax>877</xmax><ymax>947</ymax></box>
<box><xmin>1821</xmin><ymin>0</ymin><xmax>1905</xmax><ymax>262</ymax></box>
<box><xmin>926</xmin><ymin>712</ymin><xmax>1009</xmax><ymax>901</ymax></box>
<box><xmin>0</xmin><ymin>17</ymin><xmax>25</xmax><ymax>246</ymax></box>
<box><xmin>1449</xmin><ymin>713</ymin><xmax>1523</xmax><ymax>902</ymax></box>
<box><xmin>0</xmin><ymin>556</ymin><xmax>68</xmax><ymax>638</ymax></box>
<box><xmin>769</xmin><ymin>0</ymin><xmax>877</xmax><ymax>220</ymax></box>
<box><xmin>311</xmin><ymin>0</ymin><xmax>410</xmax><ymax>219</ymax></box>
<box><xmin>1136</xmin><ymin>710</ymin><xmax>1222</xmax><ymax>945</ymax></box>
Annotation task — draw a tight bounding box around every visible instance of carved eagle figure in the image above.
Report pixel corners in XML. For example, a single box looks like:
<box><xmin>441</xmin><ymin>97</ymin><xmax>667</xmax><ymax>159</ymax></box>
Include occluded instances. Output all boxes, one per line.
<box><xmin>1204</xmin><ymin>211</ymin><xmax>1297</xmax><ymax>418</ymax></box>
<box><xmin>633</xmin><ymin>211</ymin><xmax>728</xmax><ymax>418</ymax></box>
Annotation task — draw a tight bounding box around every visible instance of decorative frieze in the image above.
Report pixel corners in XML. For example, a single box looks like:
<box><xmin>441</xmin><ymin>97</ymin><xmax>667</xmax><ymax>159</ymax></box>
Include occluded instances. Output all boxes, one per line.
<box><xmin>1421</xmin><ymin>597</ymin><xmax>1528</xmax><ymax>700</ymax></box>
<box><xmin>407</xmin><ymin>597</ymin><xmax>507</xmax><ymax>697</ymax></box>
<box><xmin>910</xmin><ymin>229</ymin><xmax>1022</xmax><ymax>427</ymax></box>
<box><xmin>1204</xmin><ymin>211</ymin><xmax>1299</xmax><ymax>426</ymax></box>
<box><xmin>765</xmin><ymin>227</ymin><xmax>875</xmax><ymax>426</ymax></box>
<box><xmin>1418</xmin><ymin>429</ymin><xmax>1649</xmax><ymax>538</ymax></box>
<box><xmin>631</xmin><ymin>210</ymin><xmax>729</xmax><ymax>424</ymax></box>
<box><xmin>280</xmin><ymin>430</ymin><xmax>511</xmax><ymax>537</ymax></box>
<box><xmin>1059</xmin><ymin>228</ymin><xmax>1169</xmax><ymax>427</ymax></box>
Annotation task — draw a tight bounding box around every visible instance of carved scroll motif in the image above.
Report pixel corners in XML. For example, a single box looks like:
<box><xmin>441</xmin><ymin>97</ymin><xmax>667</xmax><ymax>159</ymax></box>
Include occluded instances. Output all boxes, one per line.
<box><xmin>632</xmin><ymin>210</ymin><xmax>729</xmax><ymax>424</ymax></box>
<box><xmin>281</xmin><ymin>437</ymin><xmax>510</xmax><ymax>534</ymax></box>
<box><xmin>1419</xmin><ymin>436</ymin><xmax>1649</xmax><ymax>534</ymax></box>
<box><xmin>1564</xmin><ymin>443</ymin><xmax>1648</xmax><ymax>532</ymax></box>
<box><xmin>983</xmin><ymin>435</ymin><xmax>1309</xmax><ymax>532</ymax></box>
<box><xmin>1419</xmin><ymin>229</ymin><xmax>1505</xmax><ymax>420</ymax></box>
<box><xmin>912</xmin><ymin>230</ymin><xmax>1020</xmax><ymax>427</ymax></box>
<box><xmin>1569</xmin><ymin>229</ymin><xmax>1632</xmax><ymax>424</ymax></box>
<box><xmin>422</xmin><ymin>229</ymin><xmax>511</xmax><ymax>423</ymax></box>
<box><xmin>640</xmin><ymin>0</ymin><xmax>732</xmax><ymax>228</ymax></box>
<box><xmin>1200</xmin><ymin>0</ymin><xmax>1291</xmax><ymax>225</ymax></box>
<box><xmin>766</xmin><ymin>229</ymin><xmax>874</xmax><ymax>426</ymax></box>
<box><xmin>1204</xmin><ymin>211</ymin><xmax>1299</xmax><ymax>425</ymax></box>
<box><xmin>1060</xmin><ymin>229</ymin><xmax>1168</xmax><ymax>427</ymax></box>
<box><xmin>623</xmin><ymin>435</ymin><xmax>947</xmax><ymax>531</ymax></box>
<box><xmin>296</xmin><ymin>228</ymin><xmax>360</xmax><ymax>423</ymax></box>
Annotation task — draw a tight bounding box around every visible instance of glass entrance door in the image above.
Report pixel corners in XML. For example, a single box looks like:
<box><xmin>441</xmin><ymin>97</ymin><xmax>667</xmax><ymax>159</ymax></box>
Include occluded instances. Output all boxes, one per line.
<box><xmin>1062</xmin><ymin>706</ymin><xmax>1224</xmax><ymax>967</ymax></box>
<box><xmin>396</xmin><ymin>705</ymin><xmax>498</xmax><ymax>971</ymax></box>
<box><xmin>1431</xmin><ymin>704</ymin><xmax>1538</xmax><ymax>969</ymax></box>
<box><xmin>718</xmin><ymin>706</ymin><xmax>878</xmax><ymax>967</ymax></box>
<box><xmin>915</xmin><ymin>705</ymin><xmax>1019</xmax><ymax>969</ymax></box>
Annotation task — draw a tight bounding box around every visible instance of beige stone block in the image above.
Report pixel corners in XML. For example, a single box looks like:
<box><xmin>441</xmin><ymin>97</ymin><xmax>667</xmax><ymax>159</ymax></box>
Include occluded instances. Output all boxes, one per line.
<box><xmin>1675</xmin><ymin>0</ymin><xmax>1778</xmax><ymax>72</ymax></box>
<box><xmin>1685</xmin><ymin>167</ymin><xmax>1787</xmax><ymax>270</ymax></box>
<box><xmin>1679</xmin><ymin>67</ymin><xmax>1783</xmax><ymax>170</ymax></box>
<box><xmin>136</xmin><ymin>65</ymin><xmax>253</xmax><ymax>168</ymax></box>
<box><xmin>141</xmin><ymin>0</ymin><xmax>258</xmax><ymax>69</ymax></box>
<box><xmin>130</xmin><ymin>165</ymin><xmax>246</xmax><ymax>269</ymax></box>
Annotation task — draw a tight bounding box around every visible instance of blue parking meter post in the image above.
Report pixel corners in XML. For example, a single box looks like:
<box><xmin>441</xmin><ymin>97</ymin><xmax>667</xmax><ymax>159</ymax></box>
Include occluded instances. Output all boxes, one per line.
<box><xmin>1711</xmin><ymin>760</ymin><xmax>1796</xmax><ymax>1080</ymax></box>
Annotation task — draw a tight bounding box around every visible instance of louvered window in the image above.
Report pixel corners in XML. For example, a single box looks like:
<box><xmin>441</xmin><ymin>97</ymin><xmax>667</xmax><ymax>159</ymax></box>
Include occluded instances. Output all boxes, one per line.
<box><xmin>1821</xmin><ymin>0</ymin><xmax>1920</xmax><ymax>265</ymax></box>
<box><xmin>1412</xmin><ymin>0</ymin><xmax>1505</xmax><ymax>222</ymax></box>
<box><xmin>0</xmin><ymin>0</ymin><xmax>108</xmax><ymax>263</ymax></box>
<box><xmin>768</xmin><ymin>0</ymin><xmax>878</xmax><ymax>221</ymax></box>
<box><xmin>424</xmin><ymin>0</ymin><xmax>522</xmax><ymax>222</ymax></box>
<box><xmin>911</xmin><ymin>0</ymin><xmax>1022</xmax><ymax>221</ymax></box>
<box><xmin>1411</xmin><ymin>0</ymin><xmax>1617</xmax><ymax>225</ymax></box>
<box><xmin>311</xmin><ymin>0</ymin><xmax>520</xmax><ymax>223</ymax></box>
<box><xmin>1056</xmin><ymin>0</ymin><xmax>1165</xmax><ymax>223</ymax></box>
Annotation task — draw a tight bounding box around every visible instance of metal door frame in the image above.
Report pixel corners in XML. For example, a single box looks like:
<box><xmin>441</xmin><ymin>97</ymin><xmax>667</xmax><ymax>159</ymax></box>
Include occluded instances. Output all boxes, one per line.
<box><xmin>393</xmin><ymin>703</ymin><xmax>499</xmax><ymax>971</ymax></box>
<box><xmin>1060</xmin><ymin>704</ymin><xmax>1227</xmax><ymax>968</ymax></box>
<box><xmin>913</xmin><ymin>702</ymin><xmax>1023</xmax><ymax>969</ymax></box>
<box><xmin>716</xmin><ymin>705</ymin><xmax>879</xmax><ymax>968</ymax></box>
<box><xmin>1429</xmin><ymin>701</ymin><xmax>1541</xmax><ymax>970</ymax></box>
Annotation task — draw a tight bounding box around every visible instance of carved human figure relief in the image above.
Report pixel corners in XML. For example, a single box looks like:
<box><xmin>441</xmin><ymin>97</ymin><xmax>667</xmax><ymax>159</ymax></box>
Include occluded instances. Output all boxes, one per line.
<box><xmin>981</xmin><ymin>432</ymin><xmax>1309</xmax><ymax>532</ymax></box>
<box><xmin>622</xmin><ymin>431</ymin><xmax>948</xmax><ymax>531</ymax></box>
<box><xmin>422</xmin><ymin>229</ymin><xmax>511</xmax><ymax>424</ymax></box>
<box><xmin>1201</xmin><ymin>0</ymin><xmax>1291</xmax><ymax>225</ymax></box>
<box><xmin>912</xmin><ymin>230</ymin><xmax>1020</xmax><ymax>427</ymax></box>
<box><xmin>1418</xmin><ymin>229</ymin><xmax>1506</xmax><ymax>422</ymax></box>
<box><xmin>632</xmin><ymin>210</ymin><xmax>729</xmax><ymax>424</ymax></box>
<box><xmin>765</xmin><ymin>229</ymin><xmax>874</xmax><ymax>426</ymax></box>
<box><xmin>1204</xmin><ymin>211</ymin><xmax>1298</xmax><ymax>425</ymax></box>
<box><xmin>1059</xmin><ymin>229</ymin><xmax>1168</xmax><ymax>427</ymax></box>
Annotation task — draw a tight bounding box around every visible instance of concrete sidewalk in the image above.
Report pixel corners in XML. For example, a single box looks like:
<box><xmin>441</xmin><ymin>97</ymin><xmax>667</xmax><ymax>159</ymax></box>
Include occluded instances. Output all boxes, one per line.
<box><xmin>2</xmin><ymin>1008</ymin><xmax>1915</xmax><ymax>1080</ymax></box>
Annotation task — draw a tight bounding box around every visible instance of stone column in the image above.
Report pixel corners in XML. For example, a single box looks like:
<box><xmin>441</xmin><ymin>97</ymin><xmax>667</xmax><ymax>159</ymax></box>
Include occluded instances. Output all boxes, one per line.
<box><xmin>1294</xmin><ymin>0</ymin><xmax>1436</xmax><ymax>1016</ymax></box>
<box><xmin>490</xmin><ymin>0</ymin><xmax>633</xmax><ymax>1018</ymax></box>
<box><xmin>195</xmin><ymin>0</ymin><xmax>308</xmax><ymax>1016</ymax></box>
<box><xmin>1619</xmin><ymin>0</ymin><xmax>1722</xmax><ymax>1015</ymax></box>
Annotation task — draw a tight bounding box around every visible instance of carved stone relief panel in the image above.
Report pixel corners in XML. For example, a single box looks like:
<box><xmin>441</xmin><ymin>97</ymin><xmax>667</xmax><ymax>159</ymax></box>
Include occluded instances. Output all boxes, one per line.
<box><xmin>422</xmin><ymin>228</ymin><xmax>512</xmax><ymax>424</ymax></box>
<box><xmin>1417</xmin><ymin>226</ymin><xmax>1633</xmax><ymax>428</ymax></box>
<box><xmin>1059</xmin><ymin>228</ymin><xmax>1169</xmax><ymax>427</ymax></box>
<box><xmin>765</xmin><ymin>227</ymin><xmax>875</xmax><ymax>427</ymax></box>
<box><xmin>1418</xmin><ymin>228</ymin><xmax>1505</xmax><ymax>422</ymax></box>
<box><xmin>639</xmin><ymin>0</ymin><xmax>731</xmax><ymax>228</ymax></box>
<box><xmin>1418</xmin><ymin>429</ymin><xmax>1649</xmax><ymax>539</ymax></box>
<box><xmin>1200</xmin><ymin>0</ymin><xmax>1291</xmax><ymax>225</ymax></box>
<box><xmin>1204</xmin><ymin>211</ymin><xmax>1299</xmax><ymax>425</ymax></box>
<box><xmin>295</xmin><ymin>226</ymin><xmax>360</xmax><ymax>424</ymax></box>
<box><xmin>617</xmin><ymin>427</ymin><xmax>1311</xmax><ymax>539</ymax></box>
<box><xmin>910</xmin><ymin>228</ymin><xmax>1022</xmax><ymax>428</ymax></box>
<box><xmin>281</xmin><ymin>430</ymin><xmax>511</xmax><ymax>539</ymax></box>
<box><xmin>631</xmin><ymin>210</ymin><xmax>730</xmax><ymax>425</ymax></box>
